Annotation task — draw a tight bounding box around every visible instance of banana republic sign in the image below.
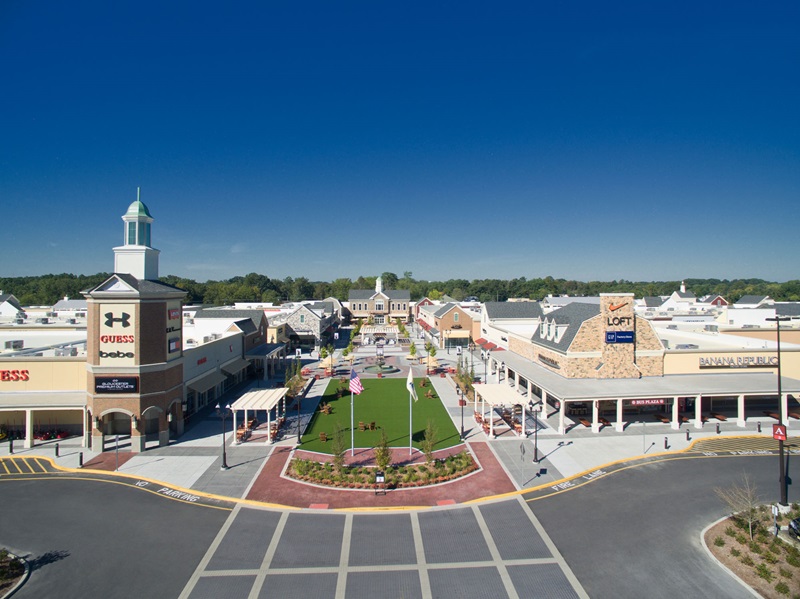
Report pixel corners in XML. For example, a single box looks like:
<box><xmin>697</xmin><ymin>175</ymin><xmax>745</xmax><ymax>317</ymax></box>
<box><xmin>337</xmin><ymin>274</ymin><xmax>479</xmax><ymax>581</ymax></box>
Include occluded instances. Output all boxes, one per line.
<box><xmin>699</xmin><ymin>356</ymin><xmax>778</xmax><ymax>369</ymax></box>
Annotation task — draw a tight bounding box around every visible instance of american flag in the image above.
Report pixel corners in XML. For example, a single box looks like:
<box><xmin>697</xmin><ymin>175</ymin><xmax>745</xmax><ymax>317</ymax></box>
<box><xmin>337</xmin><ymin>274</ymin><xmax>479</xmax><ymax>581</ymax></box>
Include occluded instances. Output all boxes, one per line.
<box><xmin>349</xmin><ymin>370</ymin><xmax>363</xmax><ymax>395</ymax></box>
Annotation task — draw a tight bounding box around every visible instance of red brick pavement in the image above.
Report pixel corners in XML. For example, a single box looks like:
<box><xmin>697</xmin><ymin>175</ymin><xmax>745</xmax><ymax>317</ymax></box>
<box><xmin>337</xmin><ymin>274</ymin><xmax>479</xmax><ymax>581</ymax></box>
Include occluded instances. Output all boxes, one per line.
<box><xmin>245</xmin><ymin>441</ymin><xmax>517</xmax><ymax>509</ymax></box>
<box><xmin>83</xmin><ymin>452</ymin><xmax>136</xmax><ymax>471</ymax></box>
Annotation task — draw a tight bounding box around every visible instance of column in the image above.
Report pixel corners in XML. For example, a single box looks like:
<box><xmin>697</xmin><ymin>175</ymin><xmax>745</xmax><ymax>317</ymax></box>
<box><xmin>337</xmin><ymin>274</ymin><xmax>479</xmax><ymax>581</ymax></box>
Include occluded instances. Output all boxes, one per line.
<box><xmin>591</xmin><ymin>400</ymin><xmax>600</xmax><ymax>433</ymax></box>
<box><xmin>737</xmin><ymin>395</ymin><xmax>746</xmax><ymax>428</ymax></box>
<box><xmin>558</xmin><ymin>399</ymin><xmax>566</xmax><ymax>435</ymax></box>
<box><xmin>91</xmin><ymin>415</ymin><xmax>104</xmax><ymax>452</ymax></box>
<box><xmin>158</xmin><ymin>411</ymin><xmax>169</xmax><ymax>448</ymax></box>
<box><xmin>82</xmin><ymin>409</ymin><xmax>89</xmax><ymax>448</ymax></box>
<box><xmin>233</xmin><ymin>410</ymin><xmax>239</xmax><ymax>443</ymax></box>
<box><xmin>671</xmin><ymin>396</ymin><xmax>679</xmax><ymax>430</ymax></box>
<box><xmin>694</xmin><ymin>395</ymin><xmax>703</xmax><ymax>430</ymax></box>
<box><xmin>24</xmin><ymin>409</ymin><xmax>33</xmax><ymax>449</ymax></box>
<box><xmin>616</xmin><ymin>399</ymin><xmax>624</xmax><ymax>432</ymax></box>
<box><xmin>514</xmin><ymin>371</ymin><xmax>519</xmax><ymax>389</ymax></box>
<box><xmin>131</xmin><ymin>415</ymin><xmax>146</xmax><ymax>453</ymax></box>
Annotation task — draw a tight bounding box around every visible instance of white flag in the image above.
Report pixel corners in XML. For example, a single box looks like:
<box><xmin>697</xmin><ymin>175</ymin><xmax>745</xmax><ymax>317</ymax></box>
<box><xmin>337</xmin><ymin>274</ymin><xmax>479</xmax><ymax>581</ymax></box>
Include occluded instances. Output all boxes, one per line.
<box><xmin>407</xmin><ymin>368</ymin><xmax>418</xmax><ymax>402</ymax></box>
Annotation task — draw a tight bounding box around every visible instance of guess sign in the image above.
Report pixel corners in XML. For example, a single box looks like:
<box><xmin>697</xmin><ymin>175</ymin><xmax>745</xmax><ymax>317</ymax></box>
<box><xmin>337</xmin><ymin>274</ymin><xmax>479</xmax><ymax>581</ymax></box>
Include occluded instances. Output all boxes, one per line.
<box><xmin>0</xmin><ymin>369</ymin><xmax>29</xmax><ymax>382</ymax></box>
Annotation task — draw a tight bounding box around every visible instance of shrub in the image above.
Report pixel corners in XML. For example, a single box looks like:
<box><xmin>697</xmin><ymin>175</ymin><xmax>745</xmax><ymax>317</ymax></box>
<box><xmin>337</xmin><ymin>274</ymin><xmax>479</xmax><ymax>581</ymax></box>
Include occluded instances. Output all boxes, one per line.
<box><xmin>775</xmin><ymin>581</ymin><xmax>790</xmax><ymax>596</ymax></box>
<box><xmin>786</xmin><ymin>554</ymin><xmax>800</xmax><ymax>568</ymax></box>
<box><xmin>750</xmin><ymin>542</ymin><xmax>763</xmax><ymax>555</ymax></box>
<box><xmin>725</xmin><ymin>526</ymin><xmax>736</xmax><ymax>537</ymax></box>
<box><xmin>779</xmin><ymin>567</ymin><xmax>793</xmax><ymax>579</ymax></box>
<box><xmin>730</xmin><ymin>548</ymin><xmax>741</xmax><ymax>558</ymax></box>
<box><xmin>764</xmin><ymin>552</ymin><xmax>779</xmax><ymax>564</ymax></box>
<box><xmin>741</xmin><ymin>555</ymin><xmax>755</xmax><ymax>566</ymax></box>
<box><xmin>770</xmin><ymin>542</ymin><xmax>782</xmax><ymax>554</ymax></box>
<box><xmin>736</xmin><ymin>534</ymin><xmax>747</xmax><ymax>545</ymax></box>
<box><xmin>714</xmin><ymin>537</ymin><xmax>725</xmax><ymax>547</ymax></box>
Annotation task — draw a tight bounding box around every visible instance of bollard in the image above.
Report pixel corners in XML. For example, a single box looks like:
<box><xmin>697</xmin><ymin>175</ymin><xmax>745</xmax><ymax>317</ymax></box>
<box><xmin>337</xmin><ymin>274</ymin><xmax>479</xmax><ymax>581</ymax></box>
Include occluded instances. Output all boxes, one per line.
<box><xmin>664</xmin><ymin>436</ymin><xmax>668</xmax><ymax>450</ymax></box>
<box><xmin>716</xmin><ymin>423</ymin><xmax>720</xmax><ymax>434</ymax></box>
<box><xmin>55</xmin><ymin>443</ymin><xmax>60</xmax><ymax>458</ymax></box>
<box><xmin>686</xmin><ymin>430</ymin><xmax>690</xmax><ymax>442</ymax></box>
<box><xmin>758</xmin><ymin>422</ymin><xmax>762</xmax><ymax>433</ymax></box>
<box><xmin>9</xmin><ymin>438</ymin><xmax>13</xmax><ymax>454</ymax></box>
<box><xmin>78</xmin><ymin>452</ymin><xmax>83</xmax><ymax>468</ymax></box>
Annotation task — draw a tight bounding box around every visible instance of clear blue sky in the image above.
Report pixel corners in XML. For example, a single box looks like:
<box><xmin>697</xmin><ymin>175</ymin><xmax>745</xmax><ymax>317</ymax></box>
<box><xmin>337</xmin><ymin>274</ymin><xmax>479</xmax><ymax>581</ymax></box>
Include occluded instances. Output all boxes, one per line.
<box><xmin>2</xmin><ymin>1</ymin><xmax>798</xmax><ymax>283</ymax></box>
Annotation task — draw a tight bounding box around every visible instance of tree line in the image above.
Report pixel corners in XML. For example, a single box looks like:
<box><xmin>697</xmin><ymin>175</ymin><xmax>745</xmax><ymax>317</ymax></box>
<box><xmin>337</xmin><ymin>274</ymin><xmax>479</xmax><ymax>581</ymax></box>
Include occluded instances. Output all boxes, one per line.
<box><xmin>2</xmin><ymin>272</ymin><xmax>799</xmax><ymax>307</ymax></box>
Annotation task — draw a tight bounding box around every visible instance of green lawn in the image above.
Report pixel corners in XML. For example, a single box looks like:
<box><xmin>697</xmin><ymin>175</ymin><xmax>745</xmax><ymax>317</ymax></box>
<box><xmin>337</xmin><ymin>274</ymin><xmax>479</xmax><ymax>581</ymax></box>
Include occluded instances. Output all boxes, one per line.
<box><xmin>300</xmin><ymin>377</ymin><xmax>460</xmax><ymax>454</ymax></box>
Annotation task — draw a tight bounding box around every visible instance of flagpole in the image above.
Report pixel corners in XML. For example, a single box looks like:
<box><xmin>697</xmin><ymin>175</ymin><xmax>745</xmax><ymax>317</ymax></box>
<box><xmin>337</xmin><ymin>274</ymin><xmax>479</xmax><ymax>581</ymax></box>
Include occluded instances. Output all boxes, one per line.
<box><xmin>409</xmin><ymin>374</ymin><xmax>413</xmax><ymax>456</ymax></box>
<box><xmin>350</xmin><ymin>373</ymin><xmax>355</xmax><ymax>456</ymax></box>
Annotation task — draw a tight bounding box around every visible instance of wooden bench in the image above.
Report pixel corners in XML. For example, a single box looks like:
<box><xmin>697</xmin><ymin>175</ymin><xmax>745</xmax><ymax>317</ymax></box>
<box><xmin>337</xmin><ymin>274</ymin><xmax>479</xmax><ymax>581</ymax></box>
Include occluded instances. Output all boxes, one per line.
<box><xmin>319</xmin><ymin>432</ymin><xmax>327</xmax><ymax>442</ymax></box>
<box><xmin>599</xmin><ymin>417</ymin><xmax>611</xmax><ymax>427</ymax></box>
<box><xmin>654</xmin><ymin>414</ymin><xmax>670</xmax><ymax>424</ymax></box>
<box><xmin>710</xmin><ymin>412</ymin><xmax>727</xmax><ymax>422</ymax></box>
<box><xmin>790</xmin><ymin>412</ymin><xmax>800</xmax><ymax>420</ymax></box>
<box><xmin>763</xmin><ymin>411</ymin><xmax>781</xmax><ymax>420</ymax></box>
<box><xmin>579</xmin><ymin>418</ymin><xmax>591</xmax><ymax>427</ymax></box>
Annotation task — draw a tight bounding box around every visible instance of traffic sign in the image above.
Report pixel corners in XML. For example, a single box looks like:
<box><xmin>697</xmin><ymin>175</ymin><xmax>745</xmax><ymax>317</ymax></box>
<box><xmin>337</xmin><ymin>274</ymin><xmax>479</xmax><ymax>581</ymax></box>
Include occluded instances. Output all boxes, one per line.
<box><xmin>774</xmin><ymin>424</ymin><xmax>787</xmax><ymax>441</ymax></box>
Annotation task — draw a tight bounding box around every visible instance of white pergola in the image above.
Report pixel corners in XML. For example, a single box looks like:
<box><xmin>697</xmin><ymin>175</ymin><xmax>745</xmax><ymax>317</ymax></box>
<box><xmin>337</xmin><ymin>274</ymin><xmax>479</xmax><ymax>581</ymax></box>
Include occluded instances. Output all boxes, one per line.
<box><xmin>474</xmin><ymin>383</ymin><xmax>528</xmax><ymax>438</ymax></box>
<box><xmin>229</xmin><ymin>387</ymin><xmax>289</xmax><ymax>443</ymax></box>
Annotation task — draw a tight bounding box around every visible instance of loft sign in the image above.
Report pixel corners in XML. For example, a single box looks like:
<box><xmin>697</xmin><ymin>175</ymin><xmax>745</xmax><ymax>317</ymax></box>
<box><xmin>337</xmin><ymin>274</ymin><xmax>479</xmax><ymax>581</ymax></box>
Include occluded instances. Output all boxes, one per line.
<box><xmin>607</xmin><ymin>316</ymin><xmax>632</xmax><ymax>327</ymax></box>
<box><xmin>699</xmin><ymin>356</ymin><xmax>778</xmax><ymax>369</ymax></box>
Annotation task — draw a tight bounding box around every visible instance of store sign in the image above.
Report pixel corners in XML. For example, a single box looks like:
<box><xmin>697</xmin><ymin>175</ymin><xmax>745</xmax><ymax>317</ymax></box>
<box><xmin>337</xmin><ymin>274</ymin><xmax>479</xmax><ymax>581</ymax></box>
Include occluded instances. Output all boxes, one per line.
<box><xmin>99</xmin><ymin>303</ymin><xmax>137</xmax><ymax>366</ymax></box>
<box><xmin>699</xmin><ymin>356</ymin><xmax>778</xmax><ymax>369</ymax></box>
<box><xmin>538</xmin><ymin>355</ymin><xmax>561</xmax><ymax>369</ymax></box>
<box><xmin>607</xmin><ymin>316</ymin><xmax>633</xmax><ymax>327</ymax></box>
<box><xmin>630</xmin><ymin>399</ymin><xmax>664</xmax><ymax>406</ymax></box>
<box><xmin>168</xmin><ymin>338</ymin><xmax>180</xmax><ymax>353</ymax></box>
<box><xmin>0</xmin><ymin>369</ymin><xmax>29</xmax><ymax>382</ymax></box>
<box><xmin>606</xmin><ymin>331</ymin><xmax>635</xmax><ymax>344</ymax></box>
<box><xmin>774</xmin><ymin>424</ymin><xmax>787</xmax><ymax>441</ymax></box>
<box><xmin>95</xmin><ymin>376</ymin><xmax>139</xmax><ymax>393</ymax></box>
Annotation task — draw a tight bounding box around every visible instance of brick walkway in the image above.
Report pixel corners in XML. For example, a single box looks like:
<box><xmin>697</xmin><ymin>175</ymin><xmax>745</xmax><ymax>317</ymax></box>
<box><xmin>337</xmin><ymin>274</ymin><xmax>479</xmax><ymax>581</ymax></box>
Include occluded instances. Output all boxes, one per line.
<box><xmin>245</xmin><ymin>441</ymin><xmax>517</xmax><ymax>509</ymax></box>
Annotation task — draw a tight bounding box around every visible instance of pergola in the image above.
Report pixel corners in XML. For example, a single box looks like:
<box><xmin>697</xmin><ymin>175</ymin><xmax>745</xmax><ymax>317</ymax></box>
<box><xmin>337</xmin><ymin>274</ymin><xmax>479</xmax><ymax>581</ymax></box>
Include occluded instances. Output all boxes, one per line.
<box><xmin>474</xmin><ymin>383</ymin><xmax>528</xmax><ymax>438</ymax></box>
<box><xmin>230</xmin><ymin>387</ymin><xmax>289</xmax><ymax>443</ymax></box>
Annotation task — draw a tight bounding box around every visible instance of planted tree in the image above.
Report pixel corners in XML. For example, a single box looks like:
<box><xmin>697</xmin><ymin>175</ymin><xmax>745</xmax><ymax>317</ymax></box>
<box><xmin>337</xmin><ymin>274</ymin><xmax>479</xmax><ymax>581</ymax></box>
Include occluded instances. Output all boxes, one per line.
<box><xmin>421</xmin><ymin>419</ymin><xmax>439</xmax><ymax>465</ymax></box>
<box><xmin>374</xmin><ymin>429</ymin><xmax>391</xmax><ymax>473</ymax></box>
<box><xmin>715</xmin><ymin>472</ymin><xmax>762</xmax><ymax>541</ymax></box>
<box><xmin>331</xmin><ymin>422</ymin><xmax>347</xmax><ymax>478</ymax></box>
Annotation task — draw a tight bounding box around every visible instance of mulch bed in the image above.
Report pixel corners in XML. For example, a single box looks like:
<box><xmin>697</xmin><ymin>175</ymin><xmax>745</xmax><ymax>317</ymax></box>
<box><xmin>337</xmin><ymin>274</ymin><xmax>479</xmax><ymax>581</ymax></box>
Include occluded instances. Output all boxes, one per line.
<box><xmin>705</xmin><ymin>518</ymin><xmax>800</xmax><ymax>598</ymax></box>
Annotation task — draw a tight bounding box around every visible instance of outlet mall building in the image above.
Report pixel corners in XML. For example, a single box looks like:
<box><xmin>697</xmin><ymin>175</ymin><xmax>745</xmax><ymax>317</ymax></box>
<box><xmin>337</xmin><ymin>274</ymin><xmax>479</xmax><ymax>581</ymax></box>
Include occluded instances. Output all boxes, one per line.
<box><xmin>1</xmin><ymin>200</ymin><xmax>799</xmax><ymax>451</ymax></box>
<box><xmin>0</xmin><ymin>199</ymin><xmax>286</xmax><ymax>452</ymax></box>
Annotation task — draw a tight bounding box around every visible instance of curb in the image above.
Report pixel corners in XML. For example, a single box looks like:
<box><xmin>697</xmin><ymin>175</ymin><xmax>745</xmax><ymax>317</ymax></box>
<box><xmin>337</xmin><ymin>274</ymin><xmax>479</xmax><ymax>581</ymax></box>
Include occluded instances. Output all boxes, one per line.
<box><xmin>0</xmin><ymin>551</ymin><xmax>30</xmax><ymax>599</ymax></box>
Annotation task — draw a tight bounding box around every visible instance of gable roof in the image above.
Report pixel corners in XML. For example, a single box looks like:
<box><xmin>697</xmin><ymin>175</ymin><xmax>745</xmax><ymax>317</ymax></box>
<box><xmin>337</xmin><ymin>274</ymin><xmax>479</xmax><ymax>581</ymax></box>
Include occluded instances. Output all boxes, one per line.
<box><xmin>533</xmin><ymin>302</ymin><xmax>601</xmax><ymax>352</ymax></box>
<box><xmin>736</xmin><ymin>295</ymin><xmax>770</xmax><ymax>306</ymax></box>
<box><xmin>194</xmin><ymin>308</ymin><xmax>266</xmax><ymax>330</ymax></box>
<box><xmin>0</xmin><ymin>294</ymin><xmax>24</xmax><ymax>312</ymax></box>
<box><xmin>776</xmin><ymin>303</ymin><xmax>800</xmax><ymax>317</ymax></box>
<box><xmin>674</xmin><ymin>290</ymin><xmax>696</xmax><ymax>299</ymax></box>
<box><xmin>643</xmin><ymin>296</ymin><xmax>663</xmax><ymax>308</ymax></box>
<box><xmin>52</xmin><ymin>298</ymin><xmax>88</xmax><ymax>311</ymax></box>
<box><xmin>484</xmin><ymin>301</ymin><xmax>544</xmax><ymax>320</ymax></box>
<box><xmin>433</xmin><ymin>302</ymin><xmax>458</xmax><ymax>318</ymax></box>
<box><xmin>84</xmin><ymin>273</ymin><xmax>187</xmax><ymax>296</ymax></box>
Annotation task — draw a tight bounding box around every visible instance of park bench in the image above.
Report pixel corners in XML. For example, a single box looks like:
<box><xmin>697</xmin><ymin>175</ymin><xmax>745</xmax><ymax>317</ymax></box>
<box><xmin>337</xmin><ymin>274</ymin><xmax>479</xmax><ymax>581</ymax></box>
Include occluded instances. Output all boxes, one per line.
<box><xmin>709</xmin><ymin>412</ymin><xmax>727</xmax><ymax>422</ymax></box>
<box><xmin>763</xmin><ymin>411</ymin><xmax>781</xmax><ymax>420</ymax></box>
<box><xmin>654</xmin><ymin>414</ymin><xmax>670</xmax><ymax>424</ymax></box>
<box><xmin>319</xmin><ymin>432</ymin><xmax>327</xmax><ymax>442</ymax></box>
<box><xmin>579</xmin><ymin>418</ymin><xmax>591</xmax><ymax>427</ymax></box>
<box><xmin>599</xmin><ymin>417</ymin><xmax>611</xmax><ymax>427</ymax></box>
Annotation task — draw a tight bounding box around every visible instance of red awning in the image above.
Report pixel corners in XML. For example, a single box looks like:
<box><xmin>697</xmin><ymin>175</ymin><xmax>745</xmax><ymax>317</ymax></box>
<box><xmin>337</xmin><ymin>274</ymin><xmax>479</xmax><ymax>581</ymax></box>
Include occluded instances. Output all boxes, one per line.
<box><xmin>475</xmin><ymin>338</ymin><xmax>488</xmax><ymax>345</ymax></box>
<box><xmin>483</xmin><ymin>342</ymin><xmax>497</xmax><ymax>350</ymax></box>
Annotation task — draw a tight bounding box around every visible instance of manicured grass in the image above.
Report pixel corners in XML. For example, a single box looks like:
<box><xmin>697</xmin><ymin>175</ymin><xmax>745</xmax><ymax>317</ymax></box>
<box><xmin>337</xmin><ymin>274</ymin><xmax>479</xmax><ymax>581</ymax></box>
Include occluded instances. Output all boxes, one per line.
<box><xmin>300</xmin><ymin>377</ymin><xmax>460</xmax><ymax>454</ymax></box>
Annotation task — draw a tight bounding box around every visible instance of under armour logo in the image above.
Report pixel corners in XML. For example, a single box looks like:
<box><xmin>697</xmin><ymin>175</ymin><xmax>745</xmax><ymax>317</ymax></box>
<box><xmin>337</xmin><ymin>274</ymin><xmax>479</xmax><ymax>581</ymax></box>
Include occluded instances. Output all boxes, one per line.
<box><xmin>105</xmin><ymin>312</ymin><xmax>131</xmax><ymax>328</ymax></box>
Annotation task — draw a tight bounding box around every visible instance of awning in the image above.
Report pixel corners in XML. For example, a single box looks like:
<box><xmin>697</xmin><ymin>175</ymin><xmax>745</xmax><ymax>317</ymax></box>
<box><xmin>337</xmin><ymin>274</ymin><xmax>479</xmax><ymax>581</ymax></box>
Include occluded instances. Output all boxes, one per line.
<box><xmin>475</xmin><ymin>338</ymin><xmax>488</xmax><ymax>345</ymax></box>
<box><xmin>474</xmin><ymin>383</ymin><xmax>526</xmax><ymax>406</ymax></box>
<box><xmin>187</xmin><ymin>371</ymin><xmax>227</xmax><ymax>394</ymax></box>
<box><xmin>221</xmin><ymin>357</ymin><xmax>251</xmax><ymax>375</ymax></box>
<box><xmin>230</xmin><ymin>388</ymin><xmax>290</xmax><ymax>412</ymax></box>
<box><xmin>483</xmin><ymin>342</ymin><xmax>498</xmax><ymax>351</ymax></box>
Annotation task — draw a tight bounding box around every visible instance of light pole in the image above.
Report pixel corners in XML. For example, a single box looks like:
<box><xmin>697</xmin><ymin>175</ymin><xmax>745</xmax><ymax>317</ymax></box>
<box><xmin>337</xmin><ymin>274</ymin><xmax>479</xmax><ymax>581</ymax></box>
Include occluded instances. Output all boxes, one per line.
<box><xmin>500</xmin><ymin>361</ymin><xmax>505</xmax><ymax>383</ymax></box>
<box><xmin>216</xmin><ymin>402</ymin><xmax>231</xmax><ymax>471</ymax></box>
<box><xmin>531</xmin><ymin>402</ymin><xmax>541</xmax><ymax>463</ymax></box>
<box><xmin>296</xmin><ymin>394</ymin><xmax>302</xmax><ymax>445</ymax></box>
<box><xmin>767</xmin><ymin>315</ymin><xmax>791</xmax><ymax>506</ymax></box>
<box><xmin>458</xmin><ymin>388</ymin><xmax>466</xmax><ymax>441</ymax></box>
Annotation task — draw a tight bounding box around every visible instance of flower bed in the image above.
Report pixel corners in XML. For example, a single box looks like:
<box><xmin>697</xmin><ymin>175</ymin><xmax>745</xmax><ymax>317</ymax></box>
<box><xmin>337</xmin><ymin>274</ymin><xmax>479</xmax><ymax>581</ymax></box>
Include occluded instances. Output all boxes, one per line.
<box><xmin>286</xmin><ymin>450</ymin><xmax>478</xmax><ymax>489</ymax></box>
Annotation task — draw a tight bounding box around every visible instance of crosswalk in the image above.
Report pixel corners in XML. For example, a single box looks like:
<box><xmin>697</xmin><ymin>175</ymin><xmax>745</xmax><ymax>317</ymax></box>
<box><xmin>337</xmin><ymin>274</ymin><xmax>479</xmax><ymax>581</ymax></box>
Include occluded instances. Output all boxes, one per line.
<box><xmin>690</xmin><ymin>436</ymin><xmax>800</xmax><ymax>454</ymax></box>
<box><xmin>0</xmin><ymin>456</ymin><xmax>58</xmax><ymax>475</ymax></box>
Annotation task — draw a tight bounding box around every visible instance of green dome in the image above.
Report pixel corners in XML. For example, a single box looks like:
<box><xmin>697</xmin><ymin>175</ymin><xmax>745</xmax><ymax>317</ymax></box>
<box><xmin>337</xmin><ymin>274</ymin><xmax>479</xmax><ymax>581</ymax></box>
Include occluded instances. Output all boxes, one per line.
<box><xmin>125</xmin><ymin>199</ymin><xmax>152</xmax><ymax>218</ymax></box>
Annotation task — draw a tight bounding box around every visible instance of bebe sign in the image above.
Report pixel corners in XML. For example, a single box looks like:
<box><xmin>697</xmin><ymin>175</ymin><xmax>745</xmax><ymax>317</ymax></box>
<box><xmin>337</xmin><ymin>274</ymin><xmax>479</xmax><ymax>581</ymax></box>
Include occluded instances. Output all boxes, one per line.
<box><xmin>99</xmin><ymin>350</ymin><xmax>135</xmax><ymax>359</ymax></box>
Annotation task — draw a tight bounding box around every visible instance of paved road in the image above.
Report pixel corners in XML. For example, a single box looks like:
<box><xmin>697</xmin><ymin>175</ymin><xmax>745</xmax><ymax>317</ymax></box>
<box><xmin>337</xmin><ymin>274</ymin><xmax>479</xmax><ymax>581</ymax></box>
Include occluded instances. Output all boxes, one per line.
<box><xmin>1</xmin><ymin>477</ymin><xmax>231</xmax><ymax>599</ymax></box>
<box><xmin>528</xmin><ymin>453</ymin><xmax>798</xmax><ymax>599</ymax></box>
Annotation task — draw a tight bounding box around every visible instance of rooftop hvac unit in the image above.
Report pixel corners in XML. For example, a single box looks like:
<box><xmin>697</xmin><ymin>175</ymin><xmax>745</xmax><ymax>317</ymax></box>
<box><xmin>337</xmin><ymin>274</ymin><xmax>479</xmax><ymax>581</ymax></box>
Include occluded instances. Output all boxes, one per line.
<box><xmin>15</xmin><ymin>318</ymin><xmax>24</xmax><ymax>325</ymax></box>
<box><xmin>202</xmin><ymin>336</ymin><xmax>211</xmax><ymax>343</ymax></box>
<box><xmin>4</xmin><ymin>340</ymin><xmax>23</xmax><ymax>349</ymax></box>
<box><xmin>186</xmin><ymin>339</ymin><xmax>196</xmax><ymax>345</ymax></box>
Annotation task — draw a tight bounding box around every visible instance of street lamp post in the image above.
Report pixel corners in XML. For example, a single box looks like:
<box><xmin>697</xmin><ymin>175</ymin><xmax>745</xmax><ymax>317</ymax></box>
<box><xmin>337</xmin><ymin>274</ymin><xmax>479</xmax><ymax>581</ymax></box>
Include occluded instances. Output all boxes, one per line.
<box><xmin>296</xmin><ymin>394</ymin><xmax>302</xmax><ymax>445</ymax></box>
<box><xmin>458</xmin><ymin>388</ymin><xmax>466</xmax><ymax>441</ymax></box>
<box><xmin>216</xmin><ymin>402</ymin><xmax>231</xmax><ymax>471</ymax></box>
<box><xmin>531</xmin><ymin>402</ymin><xmax>541</xmax><ymax>463</ymax></box>
<box><xmin>500</xmin><ymin>361</ymin><xmax>505</xmax><ymax>383</ymax></box>
<box><xmin>767</xmin><ymin>315</ymin><xmax>791</xmax><ymax>506</ymax></box>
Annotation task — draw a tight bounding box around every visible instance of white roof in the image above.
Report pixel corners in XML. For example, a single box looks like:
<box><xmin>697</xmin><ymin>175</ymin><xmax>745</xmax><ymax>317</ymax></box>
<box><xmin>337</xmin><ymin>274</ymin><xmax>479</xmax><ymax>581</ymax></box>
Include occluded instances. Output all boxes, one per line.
<box><xmin>230</xmin><ymin>387</ymin><xmax>289</xmax><ymax>412</ymax></box>
<box><xmin>474</xmin><ymin>383</ymin><xmax>526</xmax><ymax>406</ymax></box>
